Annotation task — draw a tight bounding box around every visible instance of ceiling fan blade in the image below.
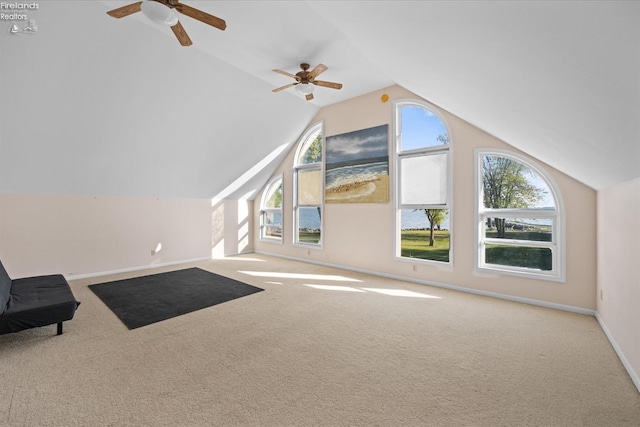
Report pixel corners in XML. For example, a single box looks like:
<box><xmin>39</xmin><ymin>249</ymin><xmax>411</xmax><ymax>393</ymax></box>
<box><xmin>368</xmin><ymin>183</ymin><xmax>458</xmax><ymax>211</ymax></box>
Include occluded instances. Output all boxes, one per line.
<box><xmin>106</xmin><ymin>1</ymin><xmax>142</xmax><ymax>18</ymax></box>
<box><xmin>171</xmin><ymin>21</ymin><xmax>193</xmax><ymax>46</ymax></box>
<box><xmin>174</xmin><ymin>2</ymin><xmax>226</xmax><ymax>30</ymax></box>
<box><xmin>308</xmin><ymin>64</ymin><xmax>328</xmax><ymax>79</ymax></box>
<box><xmin>273</xmin><ymin>69</ymin><xmax>301</xmax><ymax>81</ymax></box>
<box><xmin>272</xmin><ymin>83</ymin><xmax>297</xmax><ymax>93</ymax></box>
<box><xmin>313</xmin><ymin>80</ymin><xmax>343</xmax><ymax>90</ymax></box>
<box><xmin>305</xmin><ymin>94</ymin><xmax>314</xmax><ymax>101</ymax></box>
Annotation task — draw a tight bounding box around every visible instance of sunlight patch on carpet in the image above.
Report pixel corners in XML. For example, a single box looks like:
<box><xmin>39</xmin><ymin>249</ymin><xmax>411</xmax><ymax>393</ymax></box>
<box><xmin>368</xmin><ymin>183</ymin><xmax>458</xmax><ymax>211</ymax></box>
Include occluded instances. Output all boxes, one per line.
<box><xmin>361</xmin><ymin>288</ymin><xmax>442</xmax><ymax>299</ymax></box>
<box><xmin>239</xmin><ymin>271</ymin><xmax>363</xmax><ymax>282</ymax></box>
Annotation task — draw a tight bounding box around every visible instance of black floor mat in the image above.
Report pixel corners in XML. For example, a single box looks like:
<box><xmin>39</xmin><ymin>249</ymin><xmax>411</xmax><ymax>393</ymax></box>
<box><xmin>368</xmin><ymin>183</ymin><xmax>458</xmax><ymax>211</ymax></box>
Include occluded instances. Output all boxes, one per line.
<box><xmin>89</xmin><ymin>268</ymin><xmax>263</xmax><ymax>329</ymax></box>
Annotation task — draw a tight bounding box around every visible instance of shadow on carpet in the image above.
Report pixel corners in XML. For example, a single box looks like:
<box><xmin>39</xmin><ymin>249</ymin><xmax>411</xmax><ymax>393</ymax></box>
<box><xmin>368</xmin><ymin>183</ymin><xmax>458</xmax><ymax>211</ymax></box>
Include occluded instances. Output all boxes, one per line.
<box><xmin>89</xmin><ymin>268</ymin><xmax>264</xmax><ymax>329</ymax></box>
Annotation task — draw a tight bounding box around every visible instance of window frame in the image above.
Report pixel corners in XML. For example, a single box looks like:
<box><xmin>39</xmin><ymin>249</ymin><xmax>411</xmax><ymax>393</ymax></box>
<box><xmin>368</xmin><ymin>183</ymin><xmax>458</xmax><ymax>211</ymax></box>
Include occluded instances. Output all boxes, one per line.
<box><xmin>259</xmin><ymin>174</ymin><xmax>284</xmax><ymax>244</ymax></box>
<box><xmin>393</xmin><ymin>99</ymin><xmax>453</xmax><ymax>266</ymax></box>
<box><xmin>475</xmin><ymin>148</ymin><xmax>565</xmax><ymax>282</ymax></box>
<box><xmin>293</xmin><ymin>122</ymin><xmax>324</xmax><ymax>248</ymax></box>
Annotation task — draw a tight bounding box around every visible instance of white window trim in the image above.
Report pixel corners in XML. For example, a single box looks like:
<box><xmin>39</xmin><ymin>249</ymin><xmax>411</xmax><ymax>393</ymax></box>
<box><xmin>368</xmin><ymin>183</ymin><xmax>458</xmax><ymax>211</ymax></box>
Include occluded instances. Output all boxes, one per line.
<box><xmin>259</xmin><ymin>174</ymin><xmax>284</xmax><ymax>244</ymax></box>
<box><xmin>474</xmin><ymin>148</ymin><xmax>566</xmax><ymax>282</ymax></box>
<box><xmin>393</xmin><ymin>99</ymin><xmax>453</xmax><ymax>266</ymax></box>
<box><xmin>293</xmin><ymin>122</ymin><xmax>324</xmax><ymax>248</ymax></box>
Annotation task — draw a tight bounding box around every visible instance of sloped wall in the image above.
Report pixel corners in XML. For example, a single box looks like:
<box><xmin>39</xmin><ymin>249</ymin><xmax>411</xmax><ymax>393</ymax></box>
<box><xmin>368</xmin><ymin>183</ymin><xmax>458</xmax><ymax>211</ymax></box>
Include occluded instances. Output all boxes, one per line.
<box><xmin>254</xmin><ymin>85</ymin><xmax>597</xmax><ymax>311</ymax></box>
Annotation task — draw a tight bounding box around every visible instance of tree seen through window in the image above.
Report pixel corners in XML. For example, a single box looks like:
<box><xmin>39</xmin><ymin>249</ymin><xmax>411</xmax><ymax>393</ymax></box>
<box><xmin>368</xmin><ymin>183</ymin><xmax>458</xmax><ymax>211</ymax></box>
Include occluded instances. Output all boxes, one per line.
<box><xmin>478</xmin><ymin>151</ymin><xmax>561</xmax><ymax>278</ymax></box>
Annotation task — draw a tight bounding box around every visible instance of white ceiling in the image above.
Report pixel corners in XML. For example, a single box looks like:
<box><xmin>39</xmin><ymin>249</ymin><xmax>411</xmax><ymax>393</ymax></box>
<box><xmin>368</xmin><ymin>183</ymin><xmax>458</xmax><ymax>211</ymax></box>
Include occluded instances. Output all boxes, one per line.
<box><xmin>1</xmin><ymin>1</ymin><xmax>638</xmax><ymax>200</ymax></box>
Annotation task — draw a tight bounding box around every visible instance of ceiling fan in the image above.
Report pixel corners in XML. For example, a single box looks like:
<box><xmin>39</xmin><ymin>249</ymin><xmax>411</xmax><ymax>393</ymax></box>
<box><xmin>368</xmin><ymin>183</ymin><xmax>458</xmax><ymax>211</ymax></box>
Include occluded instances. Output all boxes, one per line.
<box><xmin>272</xmin><ymin>63</ymin><xmax>343</xmax><ymax>101</ymax></box>
<box><xmin>106</xmin><ymin>0</ymin><xmax>226</xmax><ymax>46</ymax></box>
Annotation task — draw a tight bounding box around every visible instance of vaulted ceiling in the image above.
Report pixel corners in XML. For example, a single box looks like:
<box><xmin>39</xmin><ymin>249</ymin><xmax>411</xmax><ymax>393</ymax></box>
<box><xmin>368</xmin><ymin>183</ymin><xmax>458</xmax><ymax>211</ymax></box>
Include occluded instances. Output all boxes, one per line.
<box><xmin>1</xmin><ymin>1</ymin><xmax>638</xmax><ymax>200</ymax></box>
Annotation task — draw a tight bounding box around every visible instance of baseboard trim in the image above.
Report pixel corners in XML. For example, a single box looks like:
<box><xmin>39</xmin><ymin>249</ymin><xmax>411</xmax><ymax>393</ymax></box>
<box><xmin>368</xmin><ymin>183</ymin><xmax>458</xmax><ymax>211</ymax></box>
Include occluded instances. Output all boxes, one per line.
<box><xmin>254</xmin><ymin>250</ymin><xmax>595</xmax><ymax>316</ymax></box>
<box><xmin>65</xmin><ymin>257</ymin><xmax>212</xmax><ymax>281</ymax></box>
<box><xmin>595</xmin><ymin>312</ymin><xmax>640</xmax><ymax>394</ymax></box>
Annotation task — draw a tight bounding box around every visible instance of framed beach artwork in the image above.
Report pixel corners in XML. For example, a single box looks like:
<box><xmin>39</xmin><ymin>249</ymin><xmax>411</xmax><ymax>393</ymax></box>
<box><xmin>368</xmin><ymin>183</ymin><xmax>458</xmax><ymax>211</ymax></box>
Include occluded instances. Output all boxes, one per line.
<box><xmin>325</xmin><ymin>124</ymin><xmax>389</xmax><ymax>204</ymax></box>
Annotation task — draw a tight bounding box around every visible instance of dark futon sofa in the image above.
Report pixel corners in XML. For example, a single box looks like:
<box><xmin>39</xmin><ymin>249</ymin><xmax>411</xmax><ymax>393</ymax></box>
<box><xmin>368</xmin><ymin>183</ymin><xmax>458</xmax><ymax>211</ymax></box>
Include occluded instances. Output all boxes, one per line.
<box><xmin>0</xmin><ymin>260</ymin><xmax>80</xmax><ymax>335</ymax></box>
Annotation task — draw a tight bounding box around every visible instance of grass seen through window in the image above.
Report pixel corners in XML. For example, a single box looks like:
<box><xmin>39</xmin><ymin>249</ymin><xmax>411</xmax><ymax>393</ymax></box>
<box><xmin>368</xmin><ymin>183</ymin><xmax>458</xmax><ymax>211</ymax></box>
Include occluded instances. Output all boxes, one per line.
<box><xmin>400</xmin><ymin>229</ymin><xmax>450</xmax><ymax>262</ymax></box>
<box><xmin>298</xmin><ymin>229</ymin><xmax>320</xmax><ymax>244</ymax></box>
<box><xmin>484</xmin><ymin>225</ymin><xmax>553</xmax><ymax>270</ymax></box>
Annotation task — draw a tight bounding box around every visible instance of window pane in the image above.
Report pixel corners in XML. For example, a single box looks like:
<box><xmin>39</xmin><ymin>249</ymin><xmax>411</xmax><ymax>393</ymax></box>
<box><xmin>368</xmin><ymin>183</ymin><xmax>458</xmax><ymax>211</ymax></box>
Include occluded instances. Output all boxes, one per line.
<box><xmin>400</xmin><ymin>153</ymin><xmax>447</xmax><ymax>205</ymax></box>
<box><xmin>400</xmin><ymin>209</ymin><xmax>449</xmax><ymax>262</ymax></box>
<box><xmin>484</xmin><ymin>218</ymin><xmax>552</xmax><ymax>242</ymax></box>
<box><xmin>482</xmin><ymin>156</ymin><xmax>554</xmax><ymax>209</ymax></box>
<box><xmin>297</xmin><ymin>128</ymin><xmax>322</xmax><ymax>165</ymax></box>
<box><xmin>298</xmin><ymin>169</ymin><xmax>322</xmax><ymax>205</ymax></box>
<box><xmin>485</xmin><ymin>245</ymin><xmax>552</xmax><ymax>271</ymax></box>
<box><xmin>400</xmin><ymin>105</ymin><xmax>449</xmax><ymax>151</ymax></box>
<box><xmin>297</xmin><ymin>207</ymin><xmax>321</xmax><ymax>244</ymax></box>
<box><xmin>263</xmin><ymin>211</ymin><xmax>282</xmax><ymax>239</ymax></box>
<box><xmin>264</xmin><ymin>180</ymin><xmax>282</xmax><ymax>208</ymax></box>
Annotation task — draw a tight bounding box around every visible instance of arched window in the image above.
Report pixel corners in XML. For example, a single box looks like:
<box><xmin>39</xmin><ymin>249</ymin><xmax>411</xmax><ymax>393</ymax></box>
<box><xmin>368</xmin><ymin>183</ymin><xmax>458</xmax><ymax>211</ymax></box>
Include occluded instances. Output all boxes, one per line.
<box><xmin>395</xmin><ymin>101</ymin><xmax>452</xmax><ymax>263</ymax></box>
<box><xmin>259</xmin><ymin>175</ymin><xmax>283</xmax><ymax>243</ymax></box>
<box><xmin>476</xmin><ymin>149</ymin><xmax>564</xmax><ymax>281</ymax></box>
<box><xmin>293</xmin><ymin>123</ymin><xmax>323</xmax><ymax>246</ymax></box>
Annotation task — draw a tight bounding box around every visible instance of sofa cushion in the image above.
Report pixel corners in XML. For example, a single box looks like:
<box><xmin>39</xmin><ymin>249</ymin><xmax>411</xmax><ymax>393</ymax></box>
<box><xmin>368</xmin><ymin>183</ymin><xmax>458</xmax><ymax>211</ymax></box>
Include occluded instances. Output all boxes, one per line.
<box><xmin>0</xmin><ymin>274</ymin><xmax>80</xmax><ymax>334</ymax></box>
<box><xmin>0</xmin><ymin>260</ymin><xmax>12</xmax><ymax>315</ymax></box>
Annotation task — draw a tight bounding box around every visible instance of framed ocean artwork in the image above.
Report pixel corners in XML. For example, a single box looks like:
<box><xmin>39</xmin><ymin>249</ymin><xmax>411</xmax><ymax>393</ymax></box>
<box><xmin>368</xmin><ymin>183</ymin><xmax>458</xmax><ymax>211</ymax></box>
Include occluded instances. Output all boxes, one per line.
<box><xmin>325</xmin><ymin>124</ymin><xmax>389</xmax><ymax>204</ymax></box>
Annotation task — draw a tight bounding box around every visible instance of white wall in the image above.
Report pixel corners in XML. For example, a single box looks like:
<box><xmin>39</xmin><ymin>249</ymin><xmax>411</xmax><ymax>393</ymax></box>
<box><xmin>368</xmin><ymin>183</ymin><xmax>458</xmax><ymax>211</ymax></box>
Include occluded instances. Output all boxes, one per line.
<box><xmin>211</xmin><ymin>198</ymin><xmax>254</xmax><ymax>258</ymax></box>
<box><xmin>597</xmin><ymin>177</ymin><xmax>640</xmax><ymax>391</ymax></box>
<box><xmin>254</xmin><ymin>85</ymin><xmax>598</xmax><ymax>311</ymax></box>
<box><xmin>0</xmin><ymin>193</ymin><xmax>213</xmax><ymax>278</ymax></box>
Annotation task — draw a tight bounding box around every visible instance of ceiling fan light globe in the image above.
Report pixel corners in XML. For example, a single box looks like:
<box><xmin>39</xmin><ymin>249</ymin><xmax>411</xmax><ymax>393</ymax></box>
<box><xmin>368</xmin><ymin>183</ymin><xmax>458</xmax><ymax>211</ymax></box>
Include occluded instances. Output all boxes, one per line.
<box><xmin>141</xmin><ymin>0</ymin><xmax>179</xmax><ymax>26</ymax></box>
<box><xmin>295</xmin><ymin>83</ymin><xmax>314</xmax><ymax>96</ymax></box>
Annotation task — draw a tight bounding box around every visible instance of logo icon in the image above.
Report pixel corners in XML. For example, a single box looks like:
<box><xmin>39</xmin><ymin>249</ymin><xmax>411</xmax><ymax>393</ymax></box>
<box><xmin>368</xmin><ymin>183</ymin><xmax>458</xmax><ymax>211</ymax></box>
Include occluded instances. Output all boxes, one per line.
<box><xmin>8</xmin><ymin>20</ymin><xmax>37</xmax><ymax>35</ymax></box>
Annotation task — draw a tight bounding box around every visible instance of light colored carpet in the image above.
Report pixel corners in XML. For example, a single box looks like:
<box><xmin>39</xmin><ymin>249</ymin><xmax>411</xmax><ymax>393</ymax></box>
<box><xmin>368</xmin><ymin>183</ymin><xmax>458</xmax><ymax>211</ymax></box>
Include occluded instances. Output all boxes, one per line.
<box><xmin>0</xmin><ymin>253</ymin><xmax>638</xmax><ymax>426</ymax></box>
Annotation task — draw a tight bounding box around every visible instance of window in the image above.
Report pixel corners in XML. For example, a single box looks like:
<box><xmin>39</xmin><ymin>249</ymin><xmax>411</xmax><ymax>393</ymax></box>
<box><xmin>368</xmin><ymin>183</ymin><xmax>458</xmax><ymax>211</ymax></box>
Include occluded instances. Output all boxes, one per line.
<box><xmin>259</xmin><ymin>175</ymin><xmax>283</xmax><ymax>242</ymax></box>
<box><xmin>476</xmin><ymin>149</ymin><xmax>564</xmax><ymax>281</ymax></box>
<box><xmin>293</xmin><ymin>123</ymin><xmax>323</xmax><ymax>246</ymax></box>
<box><xmin>395</xmin><ymin>101</ymin><xmax>451</xmax><ymax>263</ymax></box>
